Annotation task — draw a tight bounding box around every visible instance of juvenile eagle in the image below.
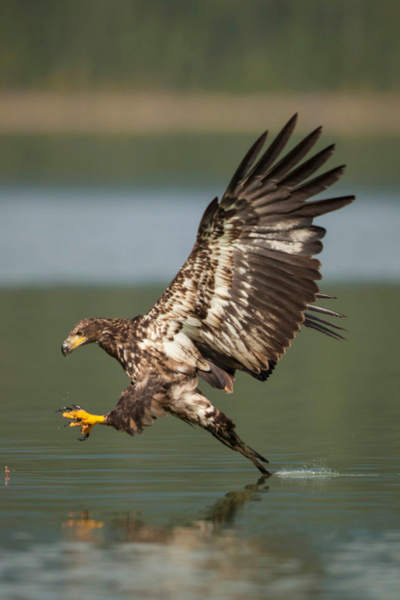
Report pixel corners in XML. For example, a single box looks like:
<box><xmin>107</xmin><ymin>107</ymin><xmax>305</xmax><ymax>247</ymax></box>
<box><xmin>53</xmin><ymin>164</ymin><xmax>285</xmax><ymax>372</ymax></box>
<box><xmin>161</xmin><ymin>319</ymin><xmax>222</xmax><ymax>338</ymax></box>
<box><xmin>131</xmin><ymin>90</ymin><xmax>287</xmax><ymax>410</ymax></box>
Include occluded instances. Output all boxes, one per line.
<box><xmin>59</xmin><ymin>115</ymin><xmax>354</xmax><ymax>475</ymax></box>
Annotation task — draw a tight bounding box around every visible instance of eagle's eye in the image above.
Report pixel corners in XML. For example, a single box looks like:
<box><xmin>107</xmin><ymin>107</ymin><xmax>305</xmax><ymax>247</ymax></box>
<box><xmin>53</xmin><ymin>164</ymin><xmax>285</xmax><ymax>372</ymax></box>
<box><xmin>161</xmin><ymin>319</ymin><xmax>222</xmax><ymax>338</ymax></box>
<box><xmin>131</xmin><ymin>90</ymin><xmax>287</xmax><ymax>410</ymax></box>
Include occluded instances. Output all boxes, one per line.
<box><xmin>75</xmin><ymin>330</ymin><xmax>83</xmax><ymax>337</ymax></box>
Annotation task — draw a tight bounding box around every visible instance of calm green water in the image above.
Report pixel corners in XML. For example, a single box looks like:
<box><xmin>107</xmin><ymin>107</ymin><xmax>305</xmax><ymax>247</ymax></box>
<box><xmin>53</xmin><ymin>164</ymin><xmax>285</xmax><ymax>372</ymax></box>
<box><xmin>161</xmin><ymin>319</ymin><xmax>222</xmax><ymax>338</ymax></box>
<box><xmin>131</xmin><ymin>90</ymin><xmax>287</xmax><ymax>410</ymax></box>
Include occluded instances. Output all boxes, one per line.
<box><xmin>0</xmin><ymin>286</ymin><xmax>399</xmax><ymax>600</ymax></box>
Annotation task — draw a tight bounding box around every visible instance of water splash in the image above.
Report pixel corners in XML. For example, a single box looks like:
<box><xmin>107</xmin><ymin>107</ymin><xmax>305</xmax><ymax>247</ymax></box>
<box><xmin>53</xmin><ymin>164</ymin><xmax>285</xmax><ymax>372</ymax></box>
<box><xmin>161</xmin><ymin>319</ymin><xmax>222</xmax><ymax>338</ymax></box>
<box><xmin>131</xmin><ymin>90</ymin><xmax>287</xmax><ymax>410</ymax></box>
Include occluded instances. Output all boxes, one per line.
<box><xmin>274</xmin><ymin>465</ymin><xmax>340</xmax><ymax>480</ymax></box>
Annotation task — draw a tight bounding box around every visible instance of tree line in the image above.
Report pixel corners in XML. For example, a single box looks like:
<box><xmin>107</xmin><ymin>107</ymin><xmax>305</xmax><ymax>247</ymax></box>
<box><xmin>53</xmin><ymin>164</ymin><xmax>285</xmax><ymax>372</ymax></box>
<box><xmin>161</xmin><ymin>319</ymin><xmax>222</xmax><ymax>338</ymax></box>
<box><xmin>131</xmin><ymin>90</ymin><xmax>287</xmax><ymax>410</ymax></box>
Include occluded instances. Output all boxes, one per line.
<box><xmin>0</xmin><ymin>0</ymin><xmax>397</xmax><ymax>92</ymax></box>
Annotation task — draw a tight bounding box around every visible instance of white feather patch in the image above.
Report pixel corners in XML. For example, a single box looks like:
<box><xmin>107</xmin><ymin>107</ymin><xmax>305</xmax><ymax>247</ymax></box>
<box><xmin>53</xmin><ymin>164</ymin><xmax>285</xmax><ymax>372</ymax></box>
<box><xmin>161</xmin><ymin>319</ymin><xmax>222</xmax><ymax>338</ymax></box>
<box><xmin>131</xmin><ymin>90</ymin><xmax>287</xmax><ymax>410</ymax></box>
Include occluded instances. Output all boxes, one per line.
<box><xmin>163</xmin><ymin>331</ymin><xmax>208</xmax><ymax>370</ymax></box>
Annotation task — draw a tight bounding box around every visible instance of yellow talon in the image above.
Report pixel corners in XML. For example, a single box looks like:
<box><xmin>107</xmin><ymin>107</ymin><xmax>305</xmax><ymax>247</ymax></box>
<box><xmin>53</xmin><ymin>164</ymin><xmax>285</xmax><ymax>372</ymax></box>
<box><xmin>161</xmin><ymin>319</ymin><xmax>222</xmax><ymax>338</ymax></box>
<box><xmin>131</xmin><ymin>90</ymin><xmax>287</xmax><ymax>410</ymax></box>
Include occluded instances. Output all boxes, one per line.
<box><xmin>61</xmin><ymin>407</ymin><xmax>105</xmax><ymax>437</ymax></box>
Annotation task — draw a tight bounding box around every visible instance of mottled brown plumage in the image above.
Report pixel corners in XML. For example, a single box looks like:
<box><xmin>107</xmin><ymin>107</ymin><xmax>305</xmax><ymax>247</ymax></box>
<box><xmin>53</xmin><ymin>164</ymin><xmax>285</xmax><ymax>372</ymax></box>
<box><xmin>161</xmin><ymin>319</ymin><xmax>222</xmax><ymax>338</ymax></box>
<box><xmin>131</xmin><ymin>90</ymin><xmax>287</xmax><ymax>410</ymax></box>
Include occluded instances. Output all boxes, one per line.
<box><xmin>60</xmin><ymin>115</ymin><xmax>354</xmax><ymax>475</ymax></box>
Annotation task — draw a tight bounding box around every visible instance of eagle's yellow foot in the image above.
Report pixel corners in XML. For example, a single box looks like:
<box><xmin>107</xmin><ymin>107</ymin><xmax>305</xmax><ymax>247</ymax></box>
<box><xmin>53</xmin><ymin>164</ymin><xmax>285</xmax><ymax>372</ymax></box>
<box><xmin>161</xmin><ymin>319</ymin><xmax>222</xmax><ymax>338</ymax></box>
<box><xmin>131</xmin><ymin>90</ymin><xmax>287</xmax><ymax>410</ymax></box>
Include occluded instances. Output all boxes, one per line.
<box><xmin>57</xmin><ymin>404</ymin><xmax>105</xmax><ymax>441</ymax></box>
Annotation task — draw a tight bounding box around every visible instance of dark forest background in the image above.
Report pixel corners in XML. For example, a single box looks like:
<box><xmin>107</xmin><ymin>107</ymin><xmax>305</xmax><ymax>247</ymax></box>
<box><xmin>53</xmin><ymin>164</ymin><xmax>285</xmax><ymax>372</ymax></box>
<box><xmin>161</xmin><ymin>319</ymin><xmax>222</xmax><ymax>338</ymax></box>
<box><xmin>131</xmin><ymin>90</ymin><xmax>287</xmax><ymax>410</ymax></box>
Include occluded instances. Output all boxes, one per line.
<box><xmin>0</xmin><ymin>0</ymin><xmax>398</xmax><ymax>92</ymax></box>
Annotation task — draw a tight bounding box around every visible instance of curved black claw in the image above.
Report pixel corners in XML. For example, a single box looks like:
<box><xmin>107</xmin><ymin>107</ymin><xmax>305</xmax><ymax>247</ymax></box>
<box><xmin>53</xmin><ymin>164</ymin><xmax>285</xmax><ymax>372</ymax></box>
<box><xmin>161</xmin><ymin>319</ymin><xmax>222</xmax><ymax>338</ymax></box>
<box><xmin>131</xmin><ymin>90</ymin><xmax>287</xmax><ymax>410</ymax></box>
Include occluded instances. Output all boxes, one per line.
<box><xmin>77</xmin><ymin>433</ymin><xmax>90</xmax><ymax>442</ymax></box>
<box><xmin>55</xmin><ymin>404</ymin><xmax>83</xmax><ymax>414</ymax></box>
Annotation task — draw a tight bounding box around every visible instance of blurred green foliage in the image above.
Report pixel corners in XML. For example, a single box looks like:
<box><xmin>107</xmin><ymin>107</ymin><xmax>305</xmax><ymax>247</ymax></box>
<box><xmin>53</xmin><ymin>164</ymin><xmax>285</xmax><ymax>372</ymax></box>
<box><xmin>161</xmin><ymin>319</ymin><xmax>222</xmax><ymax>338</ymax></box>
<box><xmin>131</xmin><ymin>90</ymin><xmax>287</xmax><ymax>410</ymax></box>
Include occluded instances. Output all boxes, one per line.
<box><xmin>0</xmin><ymin>0</ymin><xmax>398</xmax><ymax>92</ymax></box>
<box><xmin>1</xmin><ymin>132</ymin><xmax>399</xmax><ymax>186</ymax></box>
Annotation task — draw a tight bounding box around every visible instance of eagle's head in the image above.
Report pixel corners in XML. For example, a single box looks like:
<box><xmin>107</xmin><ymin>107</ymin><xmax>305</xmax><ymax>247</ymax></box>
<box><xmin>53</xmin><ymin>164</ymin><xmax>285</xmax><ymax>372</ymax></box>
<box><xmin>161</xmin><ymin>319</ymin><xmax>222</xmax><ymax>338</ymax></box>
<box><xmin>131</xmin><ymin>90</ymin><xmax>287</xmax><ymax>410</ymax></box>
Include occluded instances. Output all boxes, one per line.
<box><xmin>61</xmin><ymin>318</ymin><xmax>118</xmax><ymax>357</ymax></box>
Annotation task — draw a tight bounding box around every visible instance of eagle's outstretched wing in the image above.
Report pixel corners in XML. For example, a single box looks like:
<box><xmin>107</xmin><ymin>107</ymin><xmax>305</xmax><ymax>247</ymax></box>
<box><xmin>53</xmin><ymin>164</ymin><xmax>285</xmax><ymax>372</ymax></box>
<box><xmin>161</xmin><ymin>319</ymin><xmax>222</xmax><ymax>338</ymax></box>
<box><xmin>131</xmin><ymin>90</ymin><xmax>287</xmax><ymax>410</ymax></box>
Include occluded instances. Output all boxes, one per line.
<box><xmin>145</xmin><ymin>115</ymin><xmax>354</xmax><ymax>385</ymax></box>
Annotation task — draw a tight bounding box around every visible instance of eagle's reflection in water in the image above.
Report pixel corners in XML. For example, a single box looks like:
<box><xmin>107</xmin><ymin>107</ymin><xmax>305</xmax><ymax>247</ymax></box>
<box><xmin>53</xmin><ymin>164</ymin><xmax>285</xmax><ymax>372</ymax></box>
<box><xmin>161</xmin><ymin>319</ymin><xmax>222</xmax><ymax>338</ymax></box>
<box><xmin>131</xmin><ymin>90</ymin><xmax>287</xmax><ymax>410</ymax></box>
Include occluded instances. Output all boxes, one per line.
<box><xmin>62</xmin><ymin>476</ymin><xmax>269</xmax><ymax>544</ymax></box>
<box><xmin>61</xmin><ymin>478</ymin><xmax>320</xmax><ymax>599</ymax></box>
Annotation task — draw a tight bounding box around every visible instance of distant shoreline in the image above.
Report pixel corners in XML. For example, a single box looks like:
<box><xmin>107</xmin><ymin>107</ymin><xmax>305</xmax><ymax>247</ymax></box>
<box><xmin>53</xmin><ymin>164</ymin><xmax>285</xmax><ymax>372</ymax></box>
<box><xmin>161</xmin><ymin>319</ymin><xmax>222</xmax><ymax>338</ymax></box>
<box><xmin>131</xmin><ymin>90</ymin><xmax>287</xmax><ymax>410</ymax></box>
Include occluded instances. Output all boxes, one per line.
<box><xmin>0</xmin><ymin>92</ymin><xmax>399</xmax><ymax>136</ymax></box>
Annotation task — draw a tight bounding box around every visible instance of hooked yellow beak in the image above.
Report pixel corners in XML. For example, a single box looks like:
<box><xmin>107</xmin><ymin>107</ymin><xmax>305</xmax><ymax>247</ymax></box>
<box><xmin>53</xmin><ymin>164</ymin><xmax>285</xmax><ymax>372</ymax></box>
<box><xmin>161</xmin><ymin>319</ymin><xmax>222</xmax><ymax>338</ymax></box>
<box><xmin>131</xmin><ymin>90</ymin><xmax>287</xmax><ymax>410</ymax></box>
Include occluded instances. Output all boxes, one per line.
<box><xmin>61</xmin><ymin>335</ymin><xmax>86</xmax><ymax>357</ymax></box>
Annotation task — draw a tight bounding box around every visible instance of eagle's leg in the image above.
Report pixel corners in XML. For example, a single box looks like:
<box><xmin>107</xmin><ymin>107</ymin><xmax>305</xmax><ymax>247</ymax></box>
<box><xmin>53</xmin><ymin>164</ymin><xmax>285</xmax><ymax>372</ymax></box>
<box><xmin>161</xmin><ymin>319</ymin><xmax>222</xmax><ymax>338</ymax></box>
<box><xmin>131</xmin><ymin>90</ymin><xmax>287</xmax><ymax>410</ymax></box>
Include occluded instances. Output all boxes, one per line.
<box><xmin>175</xmin><ymin>390</ymin><xmax>272</xmax><ymax>476</ymax></box>
<box><xmin>57</xmin><ymin>404</ymin><xmax>105</xmax><ymax>441</ymax></box>
<box><xmin>207</xmin><ymin>417</ymin><xmax>272</xmax><ymax>476</ymax></box>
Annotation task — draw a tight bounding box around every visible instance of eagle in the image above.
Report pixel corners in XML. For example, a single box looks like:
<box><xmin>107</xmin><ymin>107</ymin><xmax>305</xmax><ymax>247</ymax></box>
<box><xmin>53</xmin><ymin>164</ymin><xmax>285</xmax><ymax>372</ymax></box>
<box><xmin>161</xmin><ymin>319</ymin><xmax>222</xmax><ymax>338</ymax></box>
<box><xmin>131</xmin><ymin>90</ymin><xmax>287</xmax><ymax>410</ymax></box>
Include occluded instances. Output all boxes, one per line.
<box><xmin>59</xmin><ymin>114</ymin><xmax>354</xmax><ymax>476</ymax></box>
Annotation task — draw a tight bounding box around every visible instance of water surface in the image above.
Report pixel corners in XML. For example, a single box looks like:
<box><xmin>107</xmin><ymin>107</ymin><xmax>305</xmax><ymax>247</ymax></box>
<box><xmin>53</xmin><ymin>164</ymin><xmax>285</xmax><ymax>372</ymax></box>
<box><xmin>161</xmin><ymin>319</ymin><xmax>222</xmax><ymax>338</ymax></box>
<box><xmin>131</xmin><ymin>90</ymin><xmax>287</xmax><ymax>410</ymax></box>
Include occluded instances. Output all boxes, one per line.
<box><xmin>1</xmin><ymin>185</ymin><xmax>399</xmax><ymax>285</ymax></box>
<box><xmin>0</xmin><ymin>286</ymin><xmax>399</xmax><ymax>599</ymax></box>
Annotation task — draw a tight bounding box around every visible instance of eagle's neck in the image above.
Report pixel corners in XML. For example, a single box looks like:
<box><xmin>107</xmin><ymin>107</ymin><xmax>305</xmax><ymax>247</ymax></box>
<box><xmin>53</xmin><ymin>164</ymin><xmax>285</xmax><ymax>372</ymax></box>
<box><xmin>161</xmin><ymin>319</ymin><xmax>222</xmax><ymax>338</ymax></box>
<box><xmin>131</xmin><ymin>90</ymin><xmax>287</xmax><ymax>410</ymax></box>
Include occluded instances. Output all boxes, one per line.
<box><xmin>96</xmin><ymin>318</ymin><xmax>130</xmax><ymax>355</ymax></box>
<box><xmin>97</xmin><ymin>317</ymin><xmax>139</xmax><ymax>376</ymax></box>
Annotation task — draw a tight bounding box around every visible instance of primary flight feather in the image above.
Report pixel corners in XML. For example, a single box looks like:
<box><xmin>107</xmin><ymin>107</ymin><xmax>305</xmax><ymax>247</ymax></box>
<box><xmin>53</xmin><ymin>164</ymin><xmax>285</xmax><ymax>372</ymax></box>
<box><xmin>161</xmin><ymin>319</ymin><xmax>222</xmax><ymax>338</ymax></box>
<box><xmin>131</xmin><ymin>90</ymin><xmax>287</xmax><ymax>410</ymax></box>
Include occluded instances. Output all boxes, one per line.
<box><xmin>59</xmin><ymin>114</ymin><xmax>354</xmax><ymax>475</ymax></box>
